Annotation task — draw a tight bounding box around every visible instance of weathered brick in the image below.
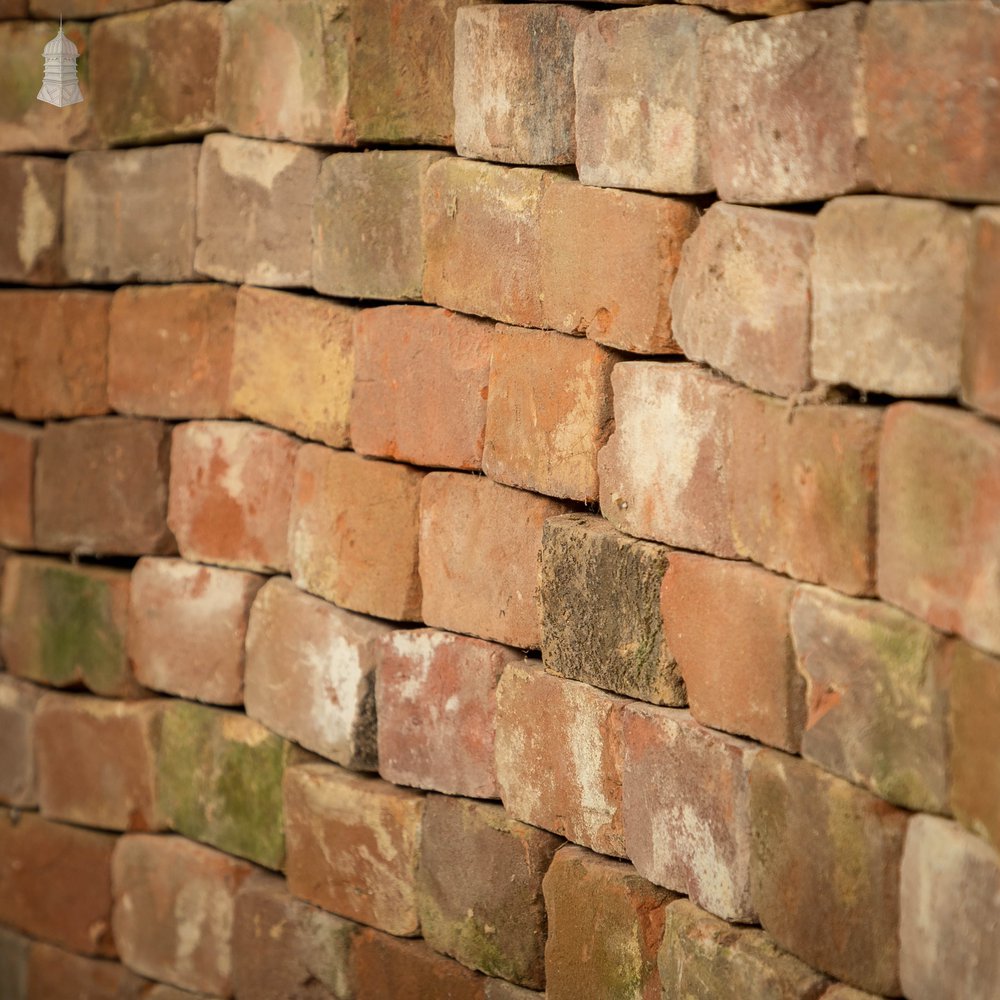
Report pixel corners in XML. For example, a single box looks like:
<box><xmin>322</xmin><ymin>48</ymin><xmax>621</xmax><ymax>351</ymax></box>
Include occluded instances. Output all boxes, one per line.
<box><xmin>313</xmin><ymin>150</ymin><xmax>446</xmax><ymax>301</ymax></box>
<box><xmin>0</xmin><ymin>927</ymin><xmax>27</xmax><ymax>1000</ymax></box>
<box><xmin>231</xmin><ymin>287</ymin><xmax>354</xmax><ymax>448</ymax></box>
<box><xmin>962</xmin><ymin>206</ymin><xmax>1000</xmax><ymax>420</ymax></box>
<box><xmin>0</xmin><ymin>555</ymin><xmax>141</xmax><ymax>697</ymax></box>
<box><xmin>574</xmin><ymin>7</ymin><xmax>725</xmax><ymax>194</ymax></box>
<box><xmin>157</xmin><ymin>701</ymin><xmax>294</xmax><ymax>868</ymax></box>
<box><xmin>900</xmin><ymin>815</ymin><xmax>1000</xmax><ymax>1000</ymax></box>
<box><xmin>820</xmin><ymin>987</ymin><xmax>880</xmax><ymax>1000</ymax></box>
<box><xmin>0</xmin><ymin>420</ymin><xmax>39</xmax><ymax>549</ymax></box>
<box><xmin>540</xmin><ymin>513</ymin><xmax>682</xmax><ymax>705</ymax></box>
<box><xmin>31</xmin><ymin>0</ymin><xmax>173</xmax><ymax>14</ymax></box>
<box><xmin>623</xmin><ymin>705</ymin><xmax>758</xmax><ymax>922</ymax></box>
<box><xmin>484</xmin><ymin>983</ymin><xmax>542</xmax><ymax>1000</ymax></box>
<box><xmin>112</xmin><ymin>834</ymin><xmax>254</xmax><ymax>995</ymax></box>
<box><xmin>496</xmin><ymin>662</ymin><xmax>626</xmax><ymax>856</ymax></box>
<box><xmin>195</xmin><ymin>133</ymin><xmax>321</xmax><ymax>288</ymax></box>
<box><xmin>284</xmin><ymin>763</ymin><xmax>424</xmax><ymax>936</ymax></box>
<box><xmin>670</xmin><ymin>203</ymin><xmax>814</xmax><ymax>397</ymax></box>
<box><xmin>168</xmin><ymin>420</ymin><xmax>299</xmax><ymax>574</ymax></box>
<box><xmin>144</xmin><ymin>985</ymin><xmax>213</xmax><ymax>1000</ymax></box>
<box><xmin>812</xmin><ymin>196</ymin><xmax>970</xmax><ymax>397</ymax></box>
<box><xmin>245</xmin><ymin>576</ymin><xmax>391</xmax><ymax>770</ymax></box>
<box><xmin>707</xmin><ymin>5</ymin><xmax>870</xmax><ymax>205</ymax></box>
<box><xmin>0</xmin><ymin>155</ymin><xmax>64</xmax><ymax>284</ymax></box>
<box><xmin>91</xmin><ymin>2</ymin><xmax>221</xmax><ymax>145</ymax></box>
<box><xmin>418</xmin><ymin>795</ymin><xmax>561</xmax><ymax>988</ymax></box>
<box><xmin>543</xmin><ymin>846</ymin><xmax>672</xmax><ymax>1000</ymax></box>
<box><xmin>0</xmin><ymin>0</ymin><xmax>26</xmax><ymax>13</ymax></box>
<box><xmin>351</xmin><ymin>305</ymin><xmax>493</xmax><ymax>470</ymax></box>
<box><xmin>0</xmin><ymin>808</ymin><xmax>115</xmax><ymax>957</ymax></box>
<box><xmin>65</xmin><ymin>146</ymin><xmax>199</xmax><ymax>283</ymax></box>
<box><xmin>25</xmin><ymin>943</ymin><xmax>151</xmax><ymax>1000</ymax></box>
<box><xmin>878</xmin><ymin>403</ymin><xmax>1000</xmax><ymax>656</ymax></box>
<box><xmin>750</xmin><ymin>751</ymin><xmax>906</xmax><ymax>995</ymax></box>
<box><xmin>288</xmin><ymin>447</ymin><xmax>424</xmax><ymax>621</ymax></box>
<box><xmin>678</xmin><ymin>0</ymin><xmax>808</xmax><ymax>12</ymax></box>
<box><xmin>419</xmin><ymin>473</ymin><xmax>572</xmax><ymax>648</ymax></box>
<box><xmin>35</xmin><ymin>693</ymin><xmax>165</xmax><ymax>832</ymax></box>
<box><xmin>0</xmin><ymin>674</ymin><xmax>41</xmax><ymax>807</ymax></box>
<box><xmin>454</xmin><ymin>4</ymin><xmax>584</xmax><ymax>166</ymax></box>
<box><xmin>108</xmin><ymin>284</ymin><xmax>237</xmax><ymax>420</ymax></box>
<box><xmin>376</xmin><ymin>629</ymin><xmax>516</xmax><ymax>799</ymax></box>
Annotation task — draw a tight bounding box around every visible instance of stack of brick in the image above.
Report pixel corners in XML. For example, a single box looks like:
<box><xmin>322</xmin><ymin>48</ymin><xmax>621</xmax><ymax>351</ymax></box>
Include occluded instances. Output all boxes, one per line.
<box><xmin>1</xmin><ymin>0</ymin><xmax>999</xmax><ymax>998</ymax></box>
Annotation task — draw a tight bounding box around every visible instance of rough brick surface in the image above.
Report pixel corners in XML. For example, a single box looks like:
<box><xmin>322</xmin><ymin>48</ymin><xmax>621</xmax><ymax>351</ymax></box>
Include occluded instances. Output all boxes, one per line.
<box><xmin>484</xmin><ymin>983</ymin><xmax>541</xmax><ymax>1000</ymax></box>
<box><xmin>25</xmin><ymin>943</ymin><xmax>151</xmax><ymax>1000</ymax></box>
<box><xmin>0</xmin><ymin>674</ymin><xmax>42</xmax><ymax>807</ymax></box>
<box><xmin>0</xmin><ymin>155</ymin><xmax>64</xmax><ymax>285</ymax></box>
<box><xmin>0</xmin><ymin>421</ymin><xmax>39</xmax><ymax>549</ymax></box>
<box><xmin>962</xmin><ymin>206</ymin><xmax>1000</xmax><ymax>420</ymax></box>
<box><xmin>31</xmin><ymin>0</ymin><xmax>172</xmax><ymax>14</ymax></box>
<box><xmin>0</xmin><ymin>928</ymin><xmax>27</xmax><ymax>1000</ymax></box>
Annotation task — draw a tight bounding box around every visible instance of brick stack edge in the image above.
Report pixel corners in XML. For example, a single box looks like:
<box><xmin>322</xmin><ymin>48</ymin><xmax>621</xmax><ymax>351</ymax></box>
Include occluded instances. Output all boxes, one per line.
<box><xmin>0</xmin><ymin>0</ymin><xmax>998</xmax><ymax>998</ymax></box>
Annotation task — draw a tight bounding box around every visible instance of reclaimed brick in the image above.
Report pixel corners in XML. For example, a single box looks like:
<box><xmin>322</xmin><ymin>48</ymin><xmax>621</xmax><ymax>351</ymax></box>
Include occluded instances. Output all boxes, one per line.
<box><xmin>108</xmin><ymin>284</ymin><xmax>237</xmax><ymax>420</ymax></box>
<box><xmin>812</xmin><ymin>196</ymin><xmax>970</xmax><ymax>397</ymax></box>
<box><xmin>195</xmin><ymin>133</ymin><xmax>321</xmax><ymax>288</ymax></box>
<box><xmin>670</xmin><ymin>203</ymin><xmax>814</xmax><ymax>397</ymax></box>
<box><xmin>962</xmin><ymin>206</ymin><xmax>1000</xmax><ymax>420</ymax></box>
<box><xmin>750</xmin><ymin>751</ymin><xmax>906</xmax><ymax>995</ymax></box>
<box><xmin>0</xmin><ymin>155</ymin><xmax>64</xmax><ymax>284</ymax></box>
<box><xmin>231</xmin><ymin>287</ymin><xmax>354</xmax><ymax>448</ymax></box>
<box><xmin>0</xmin><ymin>420</ymin><xmax>39</xmax><ymax>549</ymax></box>
<box><xmin>707</xmin><ymin>5</ymin><xmax>870</xmax><ymax>205</ymax></box>
<box><xmin>679</xmin><ymin>0</ymin><xmax>808</xmax><ymax>12</ymax></box>
<box><xmin>0</xmin><ymin>927</ymin><xmax>26</xmax><ymax>1000</ymax></box>
<box><xmin>112</xmin><ymin>834</ymin><xmax>254</xmax><ymax>996</ymax></box>
<box><xmin>31</xmin><ymin>0</ymin><xmax>173</xmax><ymax>14</ymax></box>
<box><xmin>144</xmin><ymin>985</ymin><xmax>214</xmax><ymax>1000</ymax></box>
<box><xmin>454</xmin><ymin>4</ymin><xmax>584</xmax><ymax>166</ymax></box>
<box><xmin>26</xmin><ymin>941</ymin><xmax>151</xmax><ymax>1000</ymax></box>
<box><xmin>820</xmin><ymin>988</ymin><xmax>880</xmax><ymax>1000</ymax></box>
<box><xmin>0</xmin><ymin>674</ymin><xmax>42</xmax><ymax>807</ymax></box>
<box><xmin>168</xmin><ymin>420</ymin><xmax>299</xmax><ymax>574</ymax></box>
<box><xmin>284</xmin><ymin>763</ymin><xmax>424</xmax><ymax>936</ymax></box>
<box><xmin>484</xmin><ymin>983</ymin><xmax>542</xmax><ymax>1000</ymax></box>
<box><xmin>65</xmin><ymin>146</ymin><xmax>199</xmax><ymax>283</ymax></box>
<box><xmin>496</xmin><ymin>662</ymin><xmax>626</xmax><ymax>856</ymax></box>
<box><xmin>245</xmin><ymin>576</ymin><xmax>392</xmax><ymax>770</ymax></box>
<box><xmin>288</xmin><ymin>447</ymin><xmax>424</xmax><ymax>621</ymax></box>
<box><xmin>351</xmin><ymin>305</ymin><xmax>493</xmax><ymax>470</ymax></box>
<box><xmin>540</xmin><ymin>513</ymin><xmax>682</xmax><ymax>705</ymax></box>
<box><xmin>419</xmin><ymin>473</ymin><xmax>572</xmax><ymax>648</ymax></box>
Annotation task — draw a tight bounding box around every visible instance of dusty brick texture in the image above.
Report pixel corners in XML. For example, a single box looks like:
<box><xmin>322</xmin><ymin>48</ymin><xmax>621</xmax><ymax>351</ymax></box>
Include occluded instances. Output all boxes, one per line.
<box><xmin>0</xmin><ymin>421</ymin><xmax>39</xmax><ymax>549</ymax></box>
<box><xmin>963</xmin><ymin>206</ymin><xmax>1000</xmax><ymax>420</ymax></box>
<box><xmin>0</xmin><ymin>674</ymin><xmax>42</xmax><ymax>807</ymax></box>
<box><xmin>0</xmin><ymin>155</ymin><xmax>64</xmax><ymax>285</ymax></box>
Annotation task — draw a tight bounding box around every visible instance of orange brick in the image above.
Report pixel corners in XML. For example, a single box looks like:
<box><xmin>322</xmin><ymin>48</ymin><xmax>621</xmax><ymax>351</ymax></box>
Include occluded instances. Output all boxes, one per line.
<box><xmin>0</xmin><ymin>927</ymin><xmax>28</xmax><ymax>1000</ymax></box>
<box><xmin>0</xmin><ymin>155</ymin><xmax>64</xmax><ymax>284</ymax></box>
<box><xmin>26</xmin><ymin>942</ymin><xmax>151</xmax><ymax>1000</ymax></box>
<box><xmin>0</xmin><ymin>420</ymin><xmax>39</xmax><ymax>549</ymax></box>
<box><xmin>0</xmin><ymin>674</ymin><xmax>42</xmax><ymax>807</ymax></box>
<box><xmin>963</xmin><ymin>207</ymin><xmax>1000</xmax><ymax>420</ymax></box>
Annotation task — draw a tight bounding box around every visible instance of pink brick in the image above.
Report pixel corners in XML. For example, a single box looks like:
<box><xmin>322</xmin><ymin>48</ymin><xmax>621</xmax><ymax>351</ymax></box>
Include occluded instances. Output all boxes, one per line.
<box><xmin>0</xmin><ymin>674</ymin><xmax>42</xmax><ymax>807</ymax></box>
<box><xmin>0</xmin><ymin>155</ymin><xmax>64</xmax><ymax>285</ymax></box>
<box><xmin>962</xmin><ymin>207</ymin><xmax>1000</xmax><ymax>420</ymax></box>
<box><xmin>0</xmin><ymin>420</ymin><xmax>39</xmax><ymax>549</ymax></box>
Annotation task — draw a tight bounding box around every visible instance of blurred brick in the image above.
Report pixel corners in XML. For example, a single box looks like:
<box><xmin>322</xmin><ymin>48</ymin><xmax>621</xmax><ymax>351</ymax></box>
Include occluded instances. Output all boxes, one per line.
<box><xmin>168</xmin><ymin>420</ymin><xmax>298</xmax><ymax>574</ymax></box>
<box><xmin>819</xmin><ymin>987</ymin><xmax>879</xmax><ymax>1000</ymax></box>
<box><xmin>25</xmin><ymin>943</ymin><xmax>151</xmax><ymax>1000</ymax></box>
<box><xmin>231</xmin><ymin>287</ymin><xmax>354</xmax><ymax>448</ymax></box>
<box><xmin>0</xmin><ymin>674</ymin><xmax>42</xmax><ymax>807</ymax></box>
<box><xmin>0</xmin><ymin>927</ymin><xmax>27</xmax><ymax>1000</ymax></box>
<box><xmin>962</xmin><ymin>206</ymin><xmax>1000</xmax><ymax>419</ymax></box>
<box><xmin>671</xmin><ymin>203</ymin><xmax>814</xmax><ymax>397</ymax></box>
<box><xmin>678</xmin><ymin>0</ymin><xmax>807</xmax><ymax>11</ymax></box>
<box><xmin>288</xmin><ymin>447</ymin><xmax>424</xmax><ymax>621</ymax></box>
<box><xmin>31</xmin><ymin>0</ymin><xmax>173</xmax><ymax>14</ymax></box>
<box><xmin>0</xmin><ymin>420</ymin><xmax>39</xmax><ymax>549</ymax></box>
<box><xmin>351</xmin><ymin>305</ymin><xmax>493</xmax><ymax>470</ymax></box>
<box><xmin>65</xmin><ymin>146</ymin><xmax>199</xmax><ymax>283</ymax></box>
<box><xmin>484</xmin><ymin>983</ymin><xmax>541</xmax><ymax>1000</ymax></box>
<box><xmin>284</xmin><ymin>763</ymin><xmax>424</xmax><ymax>936</ymax></box>
<box><xmin>0</xmin><ymin>155</ymin><xmax>64</xmax><ymax>284</ymax></box>
<box><xmin>0</xmin><ymin>0</ymin><xmax>26</xmax><ymax>12</ymax></box>
<box><xmin>707</xmin><ymin>5</ymin><xmax>870</xmax><ymax>204</ymax></box>
<box><xmin>245</xmin><ymin>576</ymin><xmax>391</xmax><ymax>770</ymax></box>
<box><xmin>195</xmin><ymin>133</ymin><xmax>321</xmax><ymax>287</ymax></box>
<box><xmin>419</xmin><ymin>473</ymin><xmax>572</xmax><ymax>648</ymax></box>
<box><xmin>109</xmin><ymin>284</ymin><xmax>237</xmax><ymax>419</ymax></box>
<box><xmin>812</xmin><ymin>196</ymin><xmax>970</xmax><ymax>397</ymax></box>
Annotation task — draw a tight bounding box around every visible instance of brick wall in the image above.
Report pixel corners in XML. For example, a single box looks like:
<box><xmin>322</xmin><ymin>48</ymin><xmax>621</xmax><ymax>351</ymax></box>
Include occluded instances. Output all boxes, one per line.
<box><xmin>1</xmin><ymin>1</ymin><xmax>998</xmax><ymax>998</ymax></box>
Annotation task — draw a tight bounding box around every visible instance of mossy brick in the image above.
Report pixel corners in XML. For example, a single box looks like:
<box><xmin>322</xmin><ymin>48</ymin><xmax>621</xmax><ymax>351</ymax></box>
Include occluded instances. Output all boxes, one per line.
<box><xmin>65</xmin><ymin>146</ymin><xmax>199</xmax><ymax>283</ymax></box>
<box><xmin>543</xmin><ymin>845</ymin><xmax>674</xmax><ymax>1000</ymax></box>
<box><xmin>351</xmin><ymin>305</ymin><xmax>494</xmax><ymax>471</ymax></box>
<box><xmin>417</xmin><ymin>795</ymin><xmax>562</xmax><ymax>988</ymax></box>
<box><xmin>0</xmin><ymin>155</ymin><xmax>64</xmax><ymax>285</ymax></box>
<box><xmin>91</xmin><ymin>2</ymin><xmax>222</xmax><ymax>146</ymax></box>
<box><xmin>0</xmin><ymin>420</ymin><xmax>39</xmax><ymax>549</ymax></box>
<box><xmin>231</xmin><ymin>286</ymin><xmax>354</xmax><ymax>449</ymax></box>
<box><xmin>0</xmin><ymin>674</ymin><xmax>42</xmax><ymax>807</ymax></box>
<box><xmin>878</xmin><ymin>403</ymin><xmax>1000</xmax><ymax>656</ymax></box>
<box><xmin>962</xmin><ymin>207</ymin><xmax>1000</xmax><ymax>420</ymax></box>
<box><xmin>0</xmin><ymin>927</ymin><xmax>27</xmax><ymax>1000</ymax></box>
<box><xmin>156</xmin><ymin>701</ymin><xmax>294</xmax><ymax>868</ymax></box>
<box><xmin>111</xmin><ymin>834</ymin><xmax>254</xmax><ymax>995</ymax></box>
<box><xmin>283</xmin><ymin>763</ymin><xmax>425</xmax><ymax>936</ymax></box>
<box><xmin>707</xmin><ymin>5</ymin><xmax>871</xmax><ymax>205</ymax></box>
<box><xmin>31</xmin><ymin>0</ymin><xmax>173</xmax><ymax>15</ymax></box>
<box><xmin>670</xmin><ymin>203</ymin><xmax>815</xmax><ymax>398</ymax></box>
<box><xmin>454</xmin><ymin>4</ymin><xmax>585</xmax><ymax>166</ymax></box>
<box><xmin>750</xmin><ymin>750</ymin><xmax>907</xmax><ymax>995</ymax></box>
<box><xmin>109</xmin><ymin>284</ymin><xmax>238</xmax><ymax>420</ymax></box>
<box><xmin>539</xmin><ymin>513</ymin><xmax>682</xmax><ymax>705</ymax></box>
<box><xmin>25</xmin><ymin>942</ymin><xmax>152</xmax><ymax>1000</ymax></box>
<box><xmin>245</xmin><ymin>576</ymin><xmax>392</xmax><ymax>770</ymax></box>
<box><xmin>0</xmin><ymin>555</ymin><xmax>142</xmax><ymax>697</ymax></box>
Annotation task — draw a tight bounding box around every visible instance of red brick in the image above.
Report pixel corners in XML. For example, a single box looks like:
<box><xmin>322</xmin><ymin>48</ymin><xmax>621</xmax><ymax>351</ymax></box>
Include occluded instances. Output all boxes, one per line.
<box><xmin>0</xmin><ymin>420</ymin><xmax>39</xmax><ymax>549</ymax></box>
<box><xmin>245</xmin><ymin>576</ymin><xmax>391</xmax><ymax>769</ymax></box>
<box><xmin>0</xmin><ymin>674</ymin><xmax>41</xmax><ymax>807</ymax></box>
<box><xmin>962</xmin><ymin>207</ymin><xmax>1000</xmax><ymax>420</ymax></box>
<box><xmin>419</xmin><ymin>473</ymin><xmax>572</xmax><ymax>648</ymax></box>
<box><xmin>878</xmin><ymin>403</ymin><xmax>1000</xmax><ymax>656</ymax></box>
<box><xmin>496</xmin><ymin>662</ymin><xmax>627</xmax><ymax>856</ymax></box>
<box><xmin>111</xmin><ymin>833</ymin><xmax>254</xmax><ymax>995</ymax></box>
<box><xmin>231</xmin><ymin>287</ymin><xmax>354</xmax><ymax>449</ymax></box>
<box><xmin>0</xmin><ymin>808</ymin><xmax>116</xmax><ymax>957</ymax></box>
<box><xmin>707</xmin><ymin>5</ymin><xmax>870</xmax><ymax>205</ymax></box>
<box><xmin>31</xmin><ymin>0</ymin><xmax>173</xmax><ymax>14</ymax></box>
<box><xmin>376</xmin><ymin>629</ymin><xmax>517</xmax><ymax>798</ymax></box>
<box><xmin>0</xmin><ymin>155</ymin><xmax>64</xmax><ymax>284</ymax></box>
<box><xmin>351</xmin><ymin>305</ymin><xmax>493</xmax><ymax>470</ymax></box>
<box><xmin>284</xmin><ymin>763</ymin><xmax>424</xmax><ymax>936</ymax></box>
<box><xmin>26</xmin><ymin>941</ymin><xmax>151</xmax><ymax>1000</ymax></box>
<box><xmin>167</xmin><ymin>420</ymin><xmax>299</xmax><ymax>574</ymax></box>
<box><xmin>108</xmin><ymin>284</ymin><xmax>238</xmax><ymax>420</ymax></box>
<box><xmin>670</xmin><ymin>203</ymin><xmax>815</xmax><ymax>398</ymax></box>
<box><xmin>0</xmin><ymin>926</ymin><xmax>27</xmax><ymax>1000</ymax></box>
<box><xmin>866</xmin><ymin>1</ymin><xmax>1000</xmax><ymax>203</ymax></box>
<box><xmin>288</xmin><ymin>447</ymin><xmax>424</xmax><ymax>621</ymax></box>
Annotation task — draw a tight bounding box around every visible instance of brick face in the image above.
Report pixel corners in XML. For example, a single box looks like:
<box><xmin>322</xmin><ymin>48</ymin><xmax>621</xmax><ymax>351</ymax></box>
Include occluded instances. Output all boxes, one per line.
<box><xmin>0</xmin><ymin>155</ymin><xmax>64</xmax><ymax>285</ymax></box>
<box><xmin>0</xmin><ymin>421</ymin><xmax>39</xmax><ymax>550</ymax></box>
<box><xmin>963</xmin><ymin>206</ymin><xmax>1000</xmax><ymax>420</ymax></box>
